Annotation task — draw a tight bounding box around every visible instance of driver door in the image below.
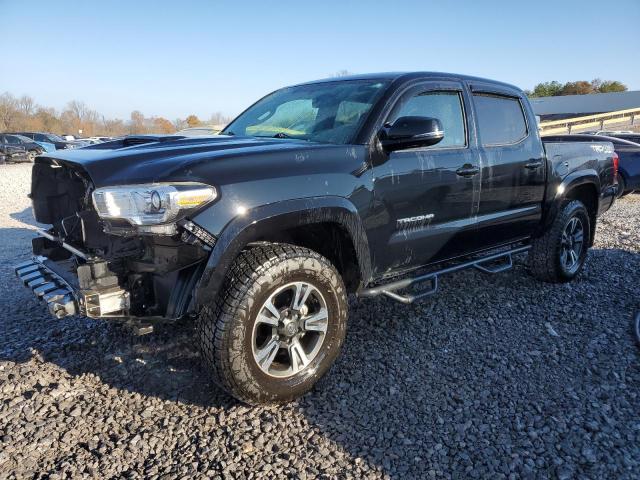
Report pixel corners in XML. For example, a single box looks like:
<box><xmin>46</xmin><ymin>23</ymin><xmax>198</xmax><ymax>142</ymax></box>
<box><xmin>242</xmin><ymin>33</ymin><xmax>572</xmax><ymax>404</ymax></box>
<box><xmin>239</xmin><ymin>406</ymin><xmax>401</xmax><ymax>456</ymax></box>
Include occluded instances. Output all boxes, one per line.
<box><xmin>368</xmin><ymin>81</ymin><xmax>481</xmax><ymax>276</ymax></box>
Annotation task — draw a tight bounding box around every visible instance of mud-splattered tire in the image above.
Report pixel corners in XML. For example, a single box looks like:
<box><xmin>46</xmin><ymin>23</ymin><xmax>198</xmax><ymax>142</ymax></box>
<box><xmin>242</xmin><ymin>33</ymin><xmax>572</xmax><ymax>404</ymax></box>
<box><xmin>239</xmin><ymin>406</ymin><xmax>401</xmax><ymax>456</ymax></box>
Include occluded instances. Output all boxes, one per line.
<box><xmin>197</xmin><ymin>243</ymin><xmax>348</xmax><ymax>405</ymax></box>
<box><xmin>528</xmin><ymin>200</ymin><xmax>591</xmax><ymax>283</ymax></box>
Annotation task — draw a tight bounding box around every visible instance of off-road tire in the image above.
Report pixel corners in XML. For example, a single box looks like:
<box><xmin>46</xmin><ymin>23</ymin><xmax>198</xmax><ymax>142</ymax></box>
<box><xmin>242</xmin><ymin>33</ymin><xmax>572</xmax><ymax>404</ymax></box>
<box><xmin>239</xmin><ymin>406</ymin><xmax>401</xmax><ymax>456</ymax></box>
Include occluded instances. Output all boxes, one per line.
<box><xmin>617</xmin><ymin>176</ymin><xmax>626</xmax><ymax>198</ymax></box>
<box><xmin>528</xmin><ymin>200</ymin><xmax>591</xmax><ymax>283</ymax></box>
<box><xmin>197</xmin><ymin>243</ymin><xmax>348</xmax><ymax>405</ymax></box>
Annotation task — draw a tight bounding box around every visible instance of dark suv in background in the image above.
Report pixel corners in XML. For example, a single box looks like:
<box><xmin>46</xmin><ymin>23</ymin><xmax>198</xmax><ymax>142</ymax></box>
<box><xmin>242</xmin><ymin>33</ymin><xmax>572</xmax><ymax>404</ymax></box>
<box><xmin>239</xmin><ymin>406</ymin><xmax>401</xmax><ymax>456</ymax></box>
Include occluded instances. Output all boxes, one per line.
<box><xmin>14</xmin><ymin>132</ymin><xmax>78</xmax><ymax>150</ymax></box>
<box><xmin>0</xmin><ymin>134</ymin><xmax>49</xmax><ymax>162</ymax></box>
<box><xmin>0</xmin><ymin>134</ymin><xmax>30</xmax><ymax>162</ymax></box>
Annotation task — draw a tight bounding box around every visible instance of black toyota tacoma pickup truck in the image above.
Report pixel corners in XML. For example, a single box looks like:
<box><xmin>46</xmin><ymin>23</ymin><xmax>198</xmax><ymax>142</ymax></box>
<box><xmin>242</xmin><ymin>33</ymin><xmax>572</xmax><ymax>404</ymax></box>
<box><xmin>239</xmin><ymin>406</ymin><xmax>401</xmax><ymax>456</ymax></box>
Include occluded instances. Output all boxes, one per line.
<box><xmin>17</xmin><ymin>72</ymin><xmax>618</xmax><ymax>404</ymax></box>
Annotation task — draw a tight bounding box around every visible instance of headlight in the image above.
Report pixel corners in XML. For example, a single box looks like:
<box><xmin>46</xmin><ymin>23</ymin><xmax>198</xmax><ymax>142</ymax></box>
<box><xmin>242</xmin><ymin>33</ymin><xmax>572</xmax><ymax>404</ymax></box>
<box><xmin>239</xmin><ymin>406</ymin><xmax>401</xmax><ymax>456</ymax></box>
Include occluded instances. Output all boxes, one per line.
<box><xmin>92</xmin><ymin>183</ymin><xmax>217</xmax><ymax>226</ymax></box>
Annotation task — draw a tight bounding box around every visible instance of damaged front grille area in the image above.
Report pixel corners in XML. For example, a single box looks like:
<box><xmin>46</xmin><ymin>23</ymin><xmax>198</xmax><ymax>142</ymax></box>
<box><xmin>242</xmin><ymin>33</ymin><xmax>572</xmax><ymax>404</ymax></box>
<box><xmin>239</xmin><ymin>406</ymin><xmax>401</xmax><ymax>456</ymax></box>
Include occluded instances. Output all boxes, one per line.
<box><xmin>16</xmin><ymin>258</ymin><xmax>78</xmax><ymax>318</ymax></box>
<box><xmin>27</xmin><ymin>159</ymin><xmax>213</xmax><ymax>322</ymax></box>
<box><xmin>15</xmin><ymin>257</ymin><xmax>130</xmax><ymax>319</ymax></box>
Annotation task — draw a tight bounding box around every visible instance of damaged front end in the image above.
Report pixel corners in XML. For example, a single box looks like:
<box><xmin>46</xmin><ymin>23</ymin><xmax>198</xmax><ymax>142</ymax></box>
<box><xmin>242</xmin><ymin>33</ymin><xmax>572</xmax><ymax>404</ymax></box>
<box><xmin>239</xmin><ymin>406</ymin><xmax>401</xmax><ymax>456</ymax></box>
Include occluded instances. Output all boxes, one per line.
<box><xmin>17</xmin><ymin>158</ymin><xmax>216</xmax><ymax>323</ymax></box>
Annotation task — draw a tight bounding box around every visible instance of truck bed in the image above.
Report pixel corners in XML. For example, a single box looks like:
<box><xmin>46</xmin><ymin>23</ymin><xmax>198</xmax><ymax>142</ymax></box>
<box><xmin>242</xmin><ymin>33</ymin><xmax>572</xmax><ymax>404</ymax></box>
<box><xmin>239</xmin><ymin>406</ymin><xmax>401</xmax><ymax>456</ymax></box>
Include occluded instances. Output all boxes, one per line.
<box><xmin>542</xmin><ymin>139</ymin><xmax>617</xmax><ymax>215</ymax></box>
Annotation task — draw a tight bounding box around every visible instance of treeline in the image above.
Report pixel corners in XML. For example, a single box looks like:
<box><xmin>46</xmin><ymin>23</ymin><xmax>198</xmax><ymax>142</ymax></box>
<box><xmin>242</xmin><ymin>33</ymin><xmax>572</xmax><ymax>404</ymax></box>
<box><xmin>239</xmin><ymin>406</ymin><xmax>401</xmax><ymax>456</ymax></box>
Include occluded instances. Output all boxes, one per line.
<box><xmin>0</xmin><ymin>92</ymin><xmax>232</xmax><ymax>137</ymax></box>
<box><xmin>526</xmin><ymin>79</ymin><xmax>628</xmax><ymax>98</ymax></box>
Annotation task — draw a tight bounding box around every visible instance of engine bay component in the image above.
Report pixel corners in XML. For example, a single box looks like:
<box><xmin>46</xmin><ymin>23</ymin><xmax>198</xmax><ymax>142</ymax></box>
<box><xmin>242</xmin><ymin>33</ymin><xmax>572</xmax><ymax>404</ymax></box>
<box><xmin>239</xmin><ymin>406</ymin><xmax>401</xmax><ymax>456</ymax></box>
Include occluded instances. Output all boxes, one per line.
<box><xmin>81</xmin><ymin>287</ymin><xmax>130</xmax><ymax>318</ymax></box>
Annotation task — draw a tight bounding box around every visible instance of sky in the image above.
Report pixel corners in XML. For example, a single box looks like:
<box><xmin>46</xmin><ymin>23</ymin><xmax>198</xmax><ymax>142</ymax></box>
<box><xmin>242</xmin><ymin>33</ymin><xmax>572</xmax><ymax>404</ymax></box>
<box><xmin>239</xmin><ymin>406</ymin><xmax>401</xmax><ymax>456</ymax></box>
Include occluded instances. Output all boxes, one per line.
<box><xmin>1</xmin><ymin>0</ymin><xmax>639</xmax><ymax>121</ymax></box>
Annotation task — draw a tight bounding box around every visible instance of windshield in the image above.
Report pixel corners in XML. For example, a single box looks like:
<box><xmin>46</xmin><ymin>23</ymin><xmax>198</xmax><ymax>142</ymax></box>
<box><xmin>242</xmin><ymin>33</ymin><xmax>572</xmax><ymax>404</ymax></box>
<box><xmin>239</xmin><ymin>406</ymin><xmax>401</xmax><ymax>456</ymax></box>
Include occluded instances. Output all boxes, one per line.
<box><xmin>45</xmin><ymin>134</ymin><xmax>63</xmax><ymax>142</ymax></box>
<box><xmin>222</xmin><ymin>80</ymin><xmax>389</xmax><ymax>144</ymax></box>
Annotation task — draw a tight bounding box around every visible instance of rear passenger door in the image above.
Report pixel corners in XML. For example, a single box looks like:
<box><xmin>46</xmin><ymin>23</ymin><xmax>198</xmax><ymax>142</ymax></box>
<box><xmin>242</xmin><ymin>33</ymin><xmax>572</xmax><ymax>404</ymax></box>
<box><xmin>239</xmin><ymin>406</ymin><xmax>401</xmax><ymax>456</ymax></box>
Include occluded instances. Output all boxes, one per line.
<box><xmin>469</xmin><ymin>85</ymin><xmax>546</xmax><ymax>246</ymax></box>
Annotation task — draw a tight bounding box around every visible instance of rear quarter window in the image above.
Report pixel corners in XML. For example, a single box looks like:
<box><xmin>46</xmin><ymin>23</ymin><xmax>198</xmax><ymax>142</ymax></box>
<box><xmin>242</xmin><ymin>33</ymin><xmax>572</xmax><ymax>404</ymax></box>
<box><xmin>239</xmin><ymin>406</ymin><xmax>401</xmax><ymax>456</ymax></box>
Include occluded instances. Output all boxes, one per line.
<box><xmin>473</xmin><ymin>93</ymin><xmax>527</xmax><ymax>146</ymax></box>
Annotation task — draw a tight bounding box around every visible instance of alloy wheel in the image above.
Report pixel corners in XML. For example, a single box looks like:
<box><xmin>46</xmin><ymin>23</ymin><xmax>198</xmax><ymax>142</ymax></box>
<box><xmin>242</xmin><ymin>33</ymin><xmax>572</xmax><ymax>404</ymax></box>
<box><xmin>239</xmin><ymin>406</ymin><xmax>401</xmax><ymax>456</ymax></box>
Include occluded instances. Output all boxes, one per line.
<box><xmin>252</xmin><ymin>281</ymin><xmax>329</xmax><ymax>378</ymax></box>
<box><xmin>560</xmin><ymin>216</ymin><xmax>584</xmax><ymax>272</ymax></box>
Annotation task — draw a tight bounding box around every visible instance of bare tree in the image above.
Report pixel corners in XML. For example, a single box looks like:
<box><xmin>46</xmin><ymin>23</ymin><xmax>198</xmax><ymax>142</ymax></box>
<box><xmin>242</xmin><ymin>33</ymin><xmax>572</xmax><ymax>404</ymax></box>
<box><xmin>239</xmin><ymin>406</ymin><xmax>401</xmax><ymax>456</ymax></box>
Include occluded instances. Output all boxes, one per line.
<box><xmin>209</xmin><ymin>111</ymin><xmax>232</xmax><ymax>126</ymax></box>
<box><xmin>0</xmin><ymin>93</ymin><xmax>19</xmax><ymax>131</ymax></box>
<box><xmin>17</xmin><ymin>95</ymin><xmax>36</xmax><ymax>116</ymax></box>
<box><xmin>129</xmin><ymin>110</ymin><xmax>146</xmax><ymax>134</ymax></box>
<box><xmin>0</xmin><ymin>90</ymin><xmax>238</xmax><ymax>136</ymax></box>
<box><xmin>173</xmin><ymin>118</ymin><xmax>188</xmax><ymax>131</ymax></box>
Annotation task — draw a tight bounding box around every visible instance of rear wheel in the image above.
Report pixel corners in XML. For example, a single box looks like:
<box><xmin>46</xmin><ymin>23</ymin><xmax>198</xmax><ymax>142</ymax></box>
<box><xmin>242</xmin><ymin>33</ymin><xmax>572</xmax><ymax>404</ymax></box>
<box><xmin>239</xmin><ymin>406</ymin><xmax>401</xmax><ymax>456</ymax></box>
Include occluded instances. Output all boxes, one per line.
<box><xmin>197</xmin><ymin>243</ymin><xmax>348</xmax><ymax>404</ymax></box>
<box><xmin>528</xmin><ymin>200</ymin><xmax>591</xmax><ymax>283</ymax></box>
<box><xmin>617</xmin><ymin>176</ymin><xmax>626</xmax><ymax>198</ymax></box>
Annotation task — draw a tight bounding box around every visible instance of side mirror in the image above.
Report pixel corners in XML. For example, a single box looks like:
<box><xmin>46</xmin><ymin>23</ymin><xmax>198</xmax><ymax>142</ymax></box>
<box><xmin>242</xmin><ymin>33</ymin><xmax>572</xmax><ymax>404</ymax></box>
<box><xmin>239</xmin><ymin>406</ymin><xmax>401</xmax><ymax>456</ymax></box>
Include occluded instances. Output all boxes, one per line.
<box><xmin>379</xmin><ymin>116</ymin><xmax>444</xmax><ymax>152</ymax></box>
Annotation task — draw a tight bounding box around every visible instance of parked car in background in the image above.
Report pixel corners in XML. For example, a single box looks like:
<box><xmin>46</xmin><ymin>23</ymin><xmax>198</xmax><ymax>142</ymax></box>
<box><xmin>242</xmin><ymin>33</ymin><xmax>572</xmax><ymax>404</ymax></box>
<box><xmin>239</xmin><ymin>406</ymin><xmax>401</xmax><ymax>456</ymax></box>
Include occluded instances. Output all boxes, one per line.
<box><xmin>0</xmin><ymin>133</ymin><xmax>56</xmax><ymax>161</ymax></box>
<box><xmin>61</xmin><ymin>134</ymin><xmax>76</xmax><ymax>141</ymax></box>
<box><xmin>77</xmin><ymin>138</ymin><xmax>103</xmax><ymax>145</ymax></box>
<box><xmin>14</xmin><ymin>132</ymin><xmax>80</xmax><ymax>150</ymax></box>
<box><xmin>600</xmin><ymin>132</ymin><xmax>640</xmax><ymax>144</ymax></box>
<box><xmin>30</xmin><ymin>138</ymin><xmax>57</xmax><ymax>153</ymax></box>
<box><xmin>594</xmin><ymin>130</ymin><xmax>634</xmax><ymax>136</ymax></box>
<box><xmin>176</xmin><ymin>126</ymin><xmax>221</xmax><ymax>136</ymax></box>
<box><xmin>83</xmin><ymin>137</ymin><xmax>107</xmax><ymax>144</ymax></box>
<box><xmin>543</xmin><ymin>134</ymin><xmax>639</xmax><ymax>197</ymax></box>
<box><xmin>0</xmin><ymin>135</ymin><xmax>29</xmax><ymax>163</ymax></box>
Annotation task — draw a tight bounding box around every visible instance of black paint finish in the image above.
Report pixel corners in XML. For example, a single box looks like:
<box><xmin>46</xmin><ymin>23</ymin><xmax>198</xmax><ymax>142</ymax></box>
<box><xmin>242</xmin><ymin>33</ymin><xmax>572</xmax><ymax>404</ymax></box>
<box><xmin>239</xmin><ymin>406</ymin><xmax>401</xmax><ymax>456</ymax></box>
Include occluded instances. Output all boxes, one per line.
<box><xmin>35</xmin><ymin>72</ymin><xmax>618</xmax><ymax>311</ymax></box>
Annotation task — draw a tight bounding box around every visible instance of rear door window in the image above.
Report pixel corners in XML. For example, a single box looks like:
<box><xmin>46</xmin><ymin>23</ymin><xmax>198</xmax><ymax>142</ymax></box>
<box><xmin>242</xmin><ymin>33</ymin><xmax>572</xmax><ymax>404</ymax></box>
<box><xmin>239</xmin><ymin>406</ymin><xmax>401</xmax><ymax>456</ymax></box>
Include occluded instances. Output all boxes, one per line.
<box><xmin>473</xmin><ymin>93</ymin><xmax>527</xmax><ymax>145</ymax></box>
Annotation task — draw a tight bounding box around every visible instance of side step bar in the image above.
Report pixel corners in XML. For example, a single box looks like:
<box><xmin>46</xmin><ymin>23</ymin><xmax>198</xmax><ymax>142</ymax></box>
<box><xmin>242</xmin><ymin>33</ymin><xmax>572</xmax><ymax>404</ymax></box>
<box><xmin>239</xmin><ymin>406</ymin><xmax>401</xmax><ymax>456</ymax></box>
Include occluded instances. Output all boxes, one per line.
<box><xmin>358</xmin><ymin>245</ymin><xmax>531</xmax><ymax>305</ymax></box>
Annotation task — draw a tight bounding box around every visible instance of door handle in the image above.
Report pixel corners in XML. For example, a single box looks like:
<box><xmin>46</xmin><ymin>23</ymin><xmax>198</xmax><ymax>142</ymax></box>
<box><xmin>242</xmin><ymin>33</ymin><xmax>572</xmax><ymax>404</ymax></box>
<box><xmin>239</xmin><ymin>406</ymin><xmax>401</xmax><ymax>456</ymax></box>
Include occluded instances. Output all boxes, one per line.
<box><xmin>525</xmin><ymin>159</ymin><xmax>543</xmax><ymax>170</ymax></box>
<box><xmin>456</xmin><ymin>165</ymin><xmax>480</xmax><ymax>177</ymax></box>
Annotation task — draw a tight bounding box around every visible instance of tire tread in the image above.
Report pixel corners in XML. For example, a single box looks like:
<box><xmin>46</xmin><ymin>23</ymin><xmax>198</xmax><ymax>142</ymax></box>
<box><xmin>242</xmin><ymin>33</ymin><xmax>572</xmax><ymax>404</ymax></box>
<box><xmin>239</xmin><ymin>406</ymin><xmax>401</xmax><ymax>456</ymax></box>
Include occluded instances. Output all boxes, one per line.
<box><xmin>528</xmin><ymin>200</ymin><xmax>589</xmax><ymax>283</ymax></box>
<box><xmin>197</xmin><ymin>243</ymin><xmax>345</xmax><ymax>404</ymax></box>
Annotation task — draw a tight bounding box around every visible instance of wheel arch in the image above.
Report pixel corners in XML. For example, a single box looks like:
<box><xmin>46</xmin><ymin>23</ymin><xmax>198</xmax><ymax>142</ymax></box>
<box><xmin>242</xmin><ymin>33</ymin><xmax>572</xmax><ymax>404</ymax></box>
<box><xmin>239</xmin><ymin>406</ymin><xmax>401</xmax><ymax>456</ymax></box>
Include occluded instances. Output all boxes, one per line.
<box><xmin>553</xmin><ymin>173</ymin><xmax>600</xmax><ymax>247</ymax></box>
<box><xmin>194</xmin><ymin>197</ymin><xmax>372</xmax><ymax>307</ymax></box>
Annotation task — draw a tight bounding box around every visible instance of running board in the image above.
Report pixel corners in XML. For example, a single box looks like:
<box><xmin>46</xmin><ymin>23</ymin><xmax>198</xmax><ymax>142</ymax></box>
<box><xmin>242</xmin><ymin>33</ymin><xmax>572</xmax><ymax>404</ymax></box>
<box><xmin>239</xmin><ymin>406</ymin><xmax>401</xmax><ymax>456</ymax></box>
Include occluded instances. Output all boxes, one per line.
<box><xmin>357</xmin><ymin>245</ymin><xmax>531</xmax><ymax>305</ymax></box>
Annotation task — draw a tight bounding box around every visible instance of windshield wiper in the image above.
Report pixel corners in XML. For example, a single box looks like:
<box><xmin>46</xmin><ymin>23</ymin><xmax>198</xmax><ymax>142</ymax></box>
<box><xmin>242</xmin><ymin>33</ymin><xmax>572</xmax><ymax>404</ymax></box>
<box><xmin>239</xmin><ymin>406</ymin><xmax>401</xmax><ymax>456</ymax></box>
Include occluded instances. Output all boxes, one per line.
<box><xmin>253</xmin><ymin>133</ymin><xmax>309</xmax><ymax>141</ymax></box>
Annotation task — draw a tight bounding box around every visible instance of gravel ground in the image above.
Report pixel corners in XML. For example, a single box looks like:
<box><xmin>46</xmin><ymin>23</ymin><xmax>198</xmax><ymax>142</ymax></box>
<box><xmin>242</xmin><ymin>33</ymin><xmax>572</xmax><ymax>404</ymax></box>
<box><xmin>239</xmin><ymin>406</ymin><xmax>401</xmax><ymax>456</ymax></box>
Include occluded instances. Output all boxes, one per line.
<box><xmin>1</xmin><ymin>163</ymin><xmax>639</xmax><ymax>479</ymax></box>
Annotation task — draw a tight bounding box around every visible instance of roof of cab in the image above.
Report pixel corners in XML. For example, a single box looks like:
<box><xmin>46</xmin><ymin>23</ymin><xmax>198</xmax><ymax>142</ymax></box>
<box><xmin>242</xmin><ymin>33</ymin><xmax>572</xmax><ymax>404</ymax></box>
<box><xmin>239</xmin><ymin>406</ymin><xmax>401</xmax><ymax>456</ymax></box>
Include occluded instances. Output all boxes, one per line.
<box><xmin>294</xmin><ymin>71</ymin><xmax>523</xmax><ymax>93</ymax></box>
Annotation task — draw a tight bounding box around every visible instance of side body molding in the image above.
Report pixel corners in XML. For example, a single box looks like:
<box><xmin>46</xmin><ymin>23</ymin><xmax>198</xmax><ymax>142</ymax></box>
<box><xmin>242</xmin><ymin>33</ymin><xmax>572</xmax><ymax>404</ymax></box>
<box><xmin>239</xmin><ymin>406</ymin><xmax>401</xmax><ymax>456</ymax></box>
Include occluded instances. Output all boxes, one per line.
<box><xmin>194</xmin><ymin>196</ymin><xmax>372</xmax><ymax>306</ymax></box>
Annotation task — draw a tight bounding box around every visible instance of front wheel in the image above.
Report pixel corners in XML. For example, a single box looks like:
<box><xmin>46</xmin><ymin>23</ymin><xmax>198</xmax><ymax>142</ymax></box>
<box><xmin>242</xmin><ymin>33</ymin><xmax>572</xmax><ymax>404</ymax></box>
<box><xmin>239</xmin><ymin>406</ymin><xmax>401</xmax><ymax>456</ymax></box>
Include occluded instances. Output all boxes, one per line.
<box><xmin>528</xmin><ymin>200</ymin><xmax>591</xmax><ymax>283</ymax></box>
<box><xmin>27</xmin><ymin>150</ymin><xmax>39</xmax><ymax>162</ymax></box>
<box><xmin>197</xmin><ymin>243</ymin><xmax>348</xmax><ymax>404</ymax></box>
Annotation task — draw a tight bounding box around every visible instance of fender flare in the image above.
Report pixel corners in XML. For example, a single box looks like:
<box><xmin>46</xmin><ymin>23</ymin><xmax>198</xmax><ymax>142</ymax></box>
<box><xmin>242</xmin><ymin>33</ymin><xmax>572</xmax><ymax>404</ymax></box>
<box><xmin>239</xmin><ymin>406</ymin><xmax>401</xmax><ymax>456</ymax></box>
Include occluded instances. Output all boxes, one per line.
<box><xmin>556</xmin><ymin>169</ymin><xmax>601</xmax><ymax>201</ymax></box>
<box><xmin>540</xmin><ymin>170</ymin><xmax>601</xmax><ymax>242</ymax></box>
<box><xmin>194</xmin><ymin>196</ymin><xmax>372</xmax><ymax>306</ymax></box>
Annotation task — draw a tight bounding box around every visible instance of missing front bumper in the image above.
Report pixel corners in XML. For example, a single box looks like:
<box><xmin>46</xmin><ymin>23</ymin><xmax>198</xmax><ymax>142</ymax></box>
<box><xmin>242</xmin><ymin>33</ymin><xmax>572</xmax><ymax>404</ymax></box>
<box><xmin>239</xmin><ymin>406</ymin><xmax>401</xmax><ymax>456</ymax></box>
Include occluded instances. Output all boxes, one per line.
<box><xmin>15</xmin><ymin>257</ymin><xmax>130</xmax><ymax>319</ymax></box>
